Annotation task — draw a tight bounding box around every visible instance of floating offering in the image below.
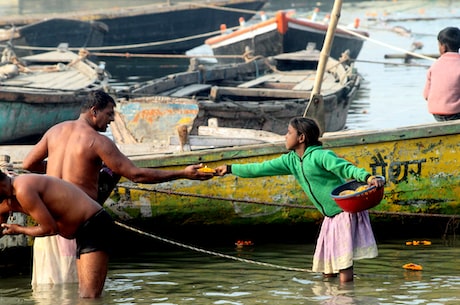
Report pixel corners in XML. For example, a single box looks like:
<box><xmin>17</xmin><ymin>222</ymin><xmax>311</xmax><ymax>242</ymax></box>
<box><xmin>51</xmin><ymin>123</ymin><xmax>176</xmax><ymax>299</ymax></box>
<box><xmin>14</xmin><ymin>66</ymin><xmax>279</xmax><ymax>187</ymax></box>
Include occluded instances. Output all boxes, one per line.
<box><xmin>402</xmin><ymin>263</ymin><xmax>423</xmax><ymax>271</ymax></box>
<box><xmin>235</xmin><ymin>240</ymin><xmax>254</xmax><ymax>247</ymax></box>
<box><xmin>405</xmin><ymin>240</ymin><xmax>432</xmax><ymax>246</ymax></box>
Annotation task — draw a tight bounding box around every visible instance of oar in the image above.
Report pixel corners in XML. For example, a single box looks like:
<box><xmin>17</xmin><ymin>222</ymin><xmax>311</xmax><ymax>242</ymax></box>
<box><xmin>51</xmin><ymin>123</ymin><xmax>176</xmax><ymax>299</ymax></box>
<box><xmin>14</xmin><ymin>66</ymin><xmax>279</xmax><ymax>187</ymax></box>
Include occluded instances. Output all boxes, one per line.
<box><xmin>303</xmin><ymin>0</ymin><xmax>342</xmax><ymax>135</ymax></box>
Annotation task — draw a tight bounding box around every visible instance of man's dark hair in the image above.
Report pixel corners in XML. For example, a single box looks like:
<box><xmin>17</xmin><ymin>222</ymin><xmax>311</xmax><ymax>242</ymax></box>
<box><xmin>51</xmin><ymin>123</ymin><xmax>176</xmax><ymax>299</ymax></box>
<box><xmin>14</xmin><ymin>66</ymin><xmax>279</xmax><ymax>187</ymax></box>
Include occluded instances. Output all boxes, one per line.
<box><xmin>438</xmin><ymin>27</ymin><xmax>460</xmax><ymax>52</ymax></box>
<box><xmin>81</xmin><ymin>90</ymin><xmax>116</xmax><ymax>113</ymax></box>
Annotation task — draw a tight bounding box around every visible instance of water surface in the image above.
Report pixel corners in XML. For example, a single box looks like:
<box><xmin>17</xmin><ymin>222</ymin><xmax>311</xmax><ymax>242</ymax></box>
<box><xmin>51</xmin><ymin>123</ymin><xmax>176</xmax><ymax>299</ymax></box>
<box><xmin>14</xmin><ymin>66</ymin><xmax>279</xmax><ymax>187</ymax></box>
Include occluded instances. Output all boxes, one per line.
<box><xmin>2</xmin><ymin>239</ymin><xmax>460</xmax><ymax>304</ymax></box>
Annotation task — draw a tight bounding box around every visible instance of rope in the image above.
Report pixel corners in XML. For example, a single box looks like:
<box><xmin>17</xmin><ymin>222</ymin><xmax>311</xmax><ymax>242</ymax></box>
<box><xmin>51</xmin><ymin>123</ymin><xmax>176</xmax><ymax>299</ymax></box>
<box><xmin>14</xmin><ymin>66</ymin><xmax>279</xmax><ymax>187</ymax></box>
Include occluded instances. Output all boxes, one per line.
<box><xmin>336</xmin><ymin>25</ymin><xmax>437</xmax><ymax>62</ymax></box>
<box><xmin>0</xmin><ymin>23</ymin><xmax>437</xmax><ymax>64</ymax></box>
<box><xmin>186</xmin><ymin>2</ymin><xmax>263</xmax><ymax>15</ymax></box>
<box><xmin>0</xmin><ymin>24</ymin><xmax>242</xmax><ymax>53</ymax></box>
<box><xmin>85</xmin><ymin>26</ymin><xmax>239</xmax><ymax>52</ymax></box>
<box><xmin>114</xmin><ymin>219</ymin><xmax>397</xmax><ymax>279</ymax></box>
<box><xmin>361</xmin><ymin>25</ymin><xmax>437</xmax><ymax>38</ymax></box>
<box><xmin>115</xmin><ymin>220</ymin><xmax>313</xmax><ymax>273</ymax></box>
<box><xmin>88</xmin><ymin>52</ymin><xmax>244</xmax><ymax>59</ymax></box>
<box><xmin>352</xmin><ymin>58</ymin><xmax>431</xmax><ymax>68</ymax></box>
<box><xmin>118</xmin><ymin>183</ymin><xmax>460</xmax><ymax>219</ymax></box>
<box><xmin>114</xmin><ymin>217</ymin><xmax>398</xmax><ymax>279</ymax></box>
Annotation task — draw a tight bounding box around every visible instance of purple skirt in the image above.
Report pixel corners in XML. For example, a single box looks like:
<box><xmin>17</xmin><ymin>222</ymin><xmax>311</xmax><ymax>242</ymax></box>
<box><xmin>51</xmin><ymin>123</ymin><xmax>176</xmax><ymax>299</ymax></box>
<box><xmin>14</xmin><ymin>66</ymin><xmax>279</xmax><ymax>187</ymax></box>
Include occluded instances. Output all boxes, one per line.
<box><xmin>312</xmin><ymin>210</ymin><xmax>378</xmax><ymax>274</ymax></box>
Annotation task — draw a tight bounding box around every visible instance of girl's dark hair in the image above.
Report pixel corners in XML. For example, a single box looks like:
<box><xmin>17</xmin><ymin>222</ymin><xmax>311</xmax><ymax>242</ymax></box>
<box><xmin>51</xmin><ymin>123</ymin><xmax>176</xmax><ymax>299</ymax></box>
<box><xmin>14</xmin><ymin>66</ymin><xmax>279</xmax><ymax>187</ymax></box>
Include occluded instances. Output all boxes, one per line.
<box><xmin>438</xmin><ymin>27</ymin><xmax>460</xmax><ymax>52</ymax></box>
<box><xmin>80</xmin><ymin>90</ymin><xmax>116</xmax><ymax>113</ymax></box>
<box><xmin>289</xmin><ymin>117</ymin><xmax>322</xmax><ymax>146</ymax></box>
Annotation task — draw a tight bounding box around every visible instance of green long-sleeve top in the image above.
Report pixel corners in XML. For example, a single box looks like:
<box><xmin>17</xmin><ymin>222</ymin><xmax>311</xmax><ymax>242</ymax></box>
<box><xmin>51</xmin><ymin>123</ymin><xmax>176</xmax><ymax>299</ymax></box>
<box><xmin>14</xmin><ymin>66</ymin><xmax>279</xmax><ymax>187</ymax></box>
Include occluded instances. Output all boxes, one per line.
<box><xmin>231</xmin><ymin>145</ymin><xmax>371</xmax><ymax>217</ymax></box>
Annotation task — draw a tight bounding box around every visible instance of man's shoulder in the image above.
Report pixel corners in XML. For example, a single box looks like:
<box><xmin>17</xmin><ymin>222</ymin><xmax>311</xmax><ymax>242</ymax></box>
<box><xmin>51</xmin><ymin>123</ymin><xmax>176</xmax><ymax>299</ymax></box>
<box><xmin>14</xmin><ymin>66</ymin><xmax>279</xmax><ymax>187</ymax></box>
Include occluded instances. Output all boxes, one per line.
<box><xmin>46</xmin><ymin>120</ymin><xmax>78</xmax><ymax>135</ymax></box>
<box><xmin>48</xmin><ymin>120</ymin><xmax>99</xmax><ymax>137</ymax></box>
<box><xmin>46</xmin><ymin>126</ymin><xmax>113</xmax><ymax>157</ymax></box>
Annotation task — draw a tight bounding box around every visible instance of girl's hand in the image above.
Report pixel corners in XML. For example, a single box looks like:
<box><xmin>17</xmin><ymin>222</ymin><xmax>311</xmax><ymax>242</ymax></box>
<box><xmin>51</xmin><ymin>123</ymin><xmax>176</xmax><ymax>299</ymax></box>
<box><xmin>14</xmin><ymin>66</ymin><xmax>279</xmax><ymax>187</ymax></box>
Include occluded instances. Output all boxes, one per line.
<box><xmin>214</xmin><ymin>165</ymin><xmax>229</xmax><ymax>176</ymax></box>
<box><xmin>367</xmin><ymin>176</ymin><xmax>385</xmax><ymax>188</ymax></box>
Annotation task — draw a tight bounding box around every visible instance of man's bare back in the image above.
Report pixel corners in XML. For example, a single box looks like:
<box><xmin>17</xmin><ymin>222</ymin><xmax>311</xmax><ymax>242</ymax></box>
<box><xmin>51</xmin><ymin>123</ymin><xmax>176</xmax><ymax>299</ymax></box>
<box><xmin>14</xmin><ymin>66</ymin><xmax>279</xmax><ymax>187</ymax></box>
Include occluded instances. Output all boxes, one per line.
<box><xmin>0</xmin><ymin>172</ymin><xmax>112</xmax><ymax>298</ymax></box>
<box><xmin>25</xmin><ymin>120</ymin><xmax>113</xmax><ymax>200</ymax></box>
<box><xmin>2</xmin><ymin>174</ymin><xmax>101</xmax><ymax>239</ymax></box>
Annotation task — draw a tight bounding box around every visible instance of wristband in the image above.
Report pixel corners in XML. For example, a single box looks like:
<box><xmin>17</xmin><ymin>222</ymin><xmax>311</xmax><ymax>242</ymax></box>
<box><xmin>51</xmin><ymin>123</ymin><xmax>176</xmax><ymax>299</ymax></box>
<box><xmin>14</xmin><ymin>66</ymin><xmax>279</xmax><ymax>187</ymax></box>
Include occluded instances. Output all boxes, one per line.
<box><xmin>226</xmin><ymin>164</ymin><xmax>232</xmax><ymax>174</ymax></box>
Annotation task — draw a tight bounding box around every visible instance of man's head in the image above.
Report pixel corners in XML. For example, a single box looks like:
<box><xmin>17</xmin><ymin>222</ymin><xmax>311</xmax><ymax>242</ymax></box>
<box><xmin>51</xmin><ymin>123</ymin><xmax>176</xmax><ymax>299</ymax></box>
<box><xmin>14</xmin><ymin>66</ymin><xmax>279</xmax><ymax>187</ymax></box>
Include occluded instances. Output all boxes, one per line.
<box><xmin>81</xmin><ymin>90</ymin><xmax>116</xmax><ymax>132</ymax></box>
<box><xmin>81</xmin><ymin>90</ymin><xmax>116</xmax><ymax>113</ymax></box>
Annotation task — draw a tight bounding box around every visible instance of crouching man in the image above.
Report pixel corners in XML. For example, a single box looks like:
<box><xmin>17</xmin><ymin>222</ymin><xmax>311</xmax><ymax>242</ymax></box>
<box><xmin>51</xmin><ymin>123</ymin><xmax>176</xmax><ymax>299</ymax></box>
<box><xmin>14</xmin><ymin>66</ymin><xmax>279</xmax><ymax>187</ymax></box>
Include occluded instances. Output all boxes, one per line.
<box><xmin>0</xmin><ymin>172</ymin><xmax>114</xmax><ymax>298</ymax></box>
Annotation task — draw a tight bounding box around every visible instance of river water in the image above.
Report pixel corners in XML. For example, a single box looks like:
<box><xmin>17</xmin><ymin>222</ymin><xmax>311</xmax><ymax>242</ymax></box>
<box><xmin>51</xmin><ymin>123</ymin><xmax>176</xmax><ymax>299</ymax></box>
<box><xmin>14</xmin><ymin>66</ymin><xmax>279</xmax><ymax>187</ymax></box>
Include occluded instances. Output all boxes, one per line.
<box><xmin>1</xmin><ymin>0</ymin><xmax>460</xmax><ymax>304</ymax></box>
<box><xmin>2</xmin><ymin>238</ymin><xmax>460</xmax><ymax>304</ymax></box>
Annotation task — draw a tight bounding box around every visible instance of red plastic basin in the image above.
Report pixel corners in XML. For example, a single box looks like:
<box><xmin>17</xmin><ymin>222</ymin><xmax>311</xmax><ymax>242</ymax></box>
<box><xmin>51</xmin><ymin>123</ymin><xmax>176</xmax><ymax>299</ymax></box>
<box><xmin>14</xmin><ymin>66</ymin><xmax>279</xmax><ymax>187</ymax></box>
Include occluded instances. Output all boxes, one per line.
<box><xmin>331</xmin><ymin>176</ymin><xmax>385</xmax><ymax>213</ymax></box>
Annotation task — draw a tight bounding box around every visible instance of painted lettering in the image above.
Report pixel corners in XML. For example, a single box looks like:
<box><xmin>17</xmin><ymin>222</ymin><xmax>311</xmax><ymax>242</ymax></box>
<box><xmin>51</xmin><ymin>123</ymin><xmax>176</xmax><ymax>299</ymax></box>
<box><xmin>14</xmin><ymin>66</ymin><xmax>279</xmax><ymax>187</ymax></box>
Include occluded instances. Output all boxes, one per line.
<box><xmin>369</xmin><ymin>152</ymin><xmax>426</xmax><ymax>184</ymax></box>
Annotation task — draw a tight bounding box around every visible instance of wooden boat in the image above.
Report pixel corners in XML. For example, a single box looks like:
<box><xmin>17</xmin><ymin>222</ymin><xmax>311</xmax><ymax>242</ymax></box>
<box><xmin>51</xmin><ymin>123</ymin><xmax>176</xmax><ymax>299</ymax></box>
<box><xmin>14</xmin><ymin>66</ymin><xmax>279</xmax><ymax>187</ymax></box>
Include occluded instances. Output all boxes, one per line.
<box><xmin>104</xmin><ymin>120</ymin><xmax>460</xmax><ymax>229</ymax></box>
<box><xmin>124</xmin><ymin>48</ymin><xmax>361</xmax><ymax>135</ymax></box>
<box><xmin>0</xmin><ymin>0</ymin><xmax>267</xmax><ymax>54</ymax></box>
<box><xmin>2</xmin><ymin>120</ymin><xmax>460</xmax><ymax>236</ymax></box>
<box><xmin>0</xmin><ymin>43</ymin><xmax>110</xmax><ymax>144</ymax></box>
<box><xmin>0</xmin><ymin>18</ymin><xmax>108</xmax><ymax>56</ymax></box>
<box><xmin>203</xmin><ymin>10</ymin><xmax>369</xmax><ymax>64</ymax></box>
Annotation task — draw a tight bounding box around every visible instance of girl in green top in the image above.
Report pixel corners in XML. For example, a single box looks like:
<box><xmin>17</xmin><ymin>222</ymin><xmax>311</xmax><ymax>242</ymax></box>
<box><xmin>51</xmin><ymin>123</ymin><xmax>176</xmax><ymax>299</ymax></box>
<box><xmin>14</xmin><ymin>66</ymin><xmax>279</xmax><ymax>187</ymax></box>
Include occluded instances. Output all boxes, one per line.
<box><xmin>214</xmin><ymin>117</ymin><xmax>384</xmax><ymax>283</ymax></box>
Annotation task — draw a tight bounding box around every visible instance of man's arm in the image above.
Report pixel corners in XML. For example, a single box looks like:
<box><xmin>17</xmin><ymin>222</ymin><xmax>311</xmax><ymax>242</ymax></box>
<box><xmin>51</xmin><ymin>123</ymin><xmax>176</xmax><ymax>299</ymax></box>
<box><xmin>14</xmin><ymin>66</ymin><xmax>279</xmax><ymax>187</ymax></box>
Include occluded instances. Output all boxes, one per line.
<box><xmin>1</xmin><ymin>192</ymin><xmax>58</xmax><ymax>237</ymax></box>
<box><xmin>0</xmin><ymin>200</ymin><xmax>10</xmax><ymax>236</ymax></box>
<box><xmin>23</xmin><ymin>138</ymin><xmax>48</xmax><ymax>173</ymax></box>
<box><xmin>97</xmin><ymin>137</ymin><xmax>214</xmax><ymax>183</ymax></box>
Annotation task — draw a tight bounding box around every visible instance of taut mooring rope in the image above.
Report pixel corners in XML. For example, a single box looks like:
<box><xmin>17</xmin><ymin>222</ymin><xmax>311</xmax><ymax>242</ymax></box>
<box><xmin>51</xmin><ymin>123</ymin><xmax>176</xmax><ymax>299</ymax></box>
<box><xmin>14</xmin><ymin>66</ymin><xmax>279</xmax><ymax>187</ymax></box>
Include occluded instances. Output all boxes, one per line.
<box><xmin>114</xmin><ymin>220</ymin><xmax>314</xmax><ymax>273</ymax></box>
<box><xmin>117</xmin><ymin>183</ymin><xmax>460</xmax><ymax>220</ymax></box>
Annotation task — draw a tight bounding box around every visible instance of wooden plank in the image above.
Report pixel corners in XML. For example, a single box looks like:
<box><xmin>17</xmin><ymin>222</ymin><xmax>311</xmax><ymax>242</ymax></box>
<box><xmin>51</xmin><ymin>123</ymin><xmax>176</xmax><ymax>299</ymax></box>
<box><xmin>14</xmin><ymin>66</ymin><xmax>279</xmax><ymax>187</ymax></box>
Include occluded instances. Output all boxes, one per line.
<box><xmin>292</xmin><ymin>76</ymin><xmax>316</xmax><ymax>91</ymax></box>
<box><xmin>274</xmin><ymin>74</ymin><xmax>309</xmax><ymax>83</ymax></box>
<box><xmin>237</xmin><ymin>74</ymin><xmax>282</xmax><ymax>88</ymax></box>
<box><xmin>322</xmin><ymin>120</ymin><xmax>460</xmax><ymax>147</ymax></box>
<box><xmin>198</xmin><ymin>126</ymin><xmax>284</xmax><ymax>142</ymax></box>
<box><xmin>210</xmin><ymin>86</ymin><xmax>311</xmax><ymax>100</ymax></box>
<box><xmin>132</xmin><ymin>71</ymin><xmax>201</xmax><ymax>95</ymax></box>
<box><xmin>169</xmin><ymin>135</ymin><xmax>268</xmax><ymax>147</ymax></box>
<box><xmin>171</xmin><ymin>84</ymin><xmax>212</xmax><ymax>97</ymax></box>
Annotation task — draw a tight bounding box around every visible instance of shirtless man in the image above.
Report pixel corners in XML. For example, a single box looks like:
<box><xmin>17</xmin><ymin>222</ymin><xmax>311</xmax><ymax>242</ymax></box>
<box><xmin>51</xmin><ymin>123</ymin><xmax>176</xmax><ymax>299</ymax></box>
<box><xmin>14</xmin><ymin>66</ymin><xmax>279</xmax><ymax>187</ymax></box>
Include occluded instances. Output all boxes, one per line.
<box><xmin>22</xmin><ymin>90</ymin><xmax>214</xmax><ymax>285</ymax></box>
<box><xmin>0</xmin><ymin>172</ymin><xmax>114</xmax><ymax>298</ymax></box>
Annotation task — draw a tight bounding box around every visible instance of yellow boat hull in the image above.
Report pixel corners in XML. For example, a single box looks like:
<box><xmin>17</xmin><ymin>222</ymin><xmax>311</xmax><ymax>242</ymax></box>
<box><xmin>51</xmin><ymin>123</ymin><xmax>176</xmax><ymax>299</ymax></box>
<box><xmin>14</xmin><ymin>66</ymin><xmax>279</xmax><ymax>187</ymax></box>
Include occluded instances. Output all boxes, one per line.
<box><xmin>106</xmin><ymin>121</ymin><xmax>460</xmax><ymax>226</ymax></box>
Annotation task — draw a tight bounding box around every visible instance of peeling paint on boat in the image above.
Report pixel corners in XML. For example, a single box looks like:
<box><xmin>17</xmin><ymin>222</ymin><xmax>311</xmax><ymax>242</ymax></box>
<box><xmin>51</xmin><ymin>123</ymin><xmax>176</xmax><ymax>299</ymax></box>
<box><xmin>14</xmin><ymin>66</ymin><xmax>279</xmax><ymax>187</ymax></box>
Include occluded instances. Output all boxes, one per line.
<box><xmin>105</xmin><ymin>121</ymin><xmax>460</xmax><ymax>226</ymax></box>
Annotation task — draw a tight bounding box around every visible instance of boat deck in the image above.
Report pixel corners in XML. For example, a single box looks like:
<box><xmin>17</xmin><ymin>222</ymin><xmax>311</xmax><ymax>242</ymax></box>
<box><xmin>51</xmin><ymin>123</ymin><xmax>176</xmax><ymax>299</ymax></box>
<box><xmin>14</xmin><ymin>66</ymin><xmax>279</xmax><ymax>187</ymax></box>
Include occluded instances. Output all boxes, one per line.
<box><xmin>1</xmin><ymin>48</ymin><xmax>99</xmax><ymax>92</ymax></box>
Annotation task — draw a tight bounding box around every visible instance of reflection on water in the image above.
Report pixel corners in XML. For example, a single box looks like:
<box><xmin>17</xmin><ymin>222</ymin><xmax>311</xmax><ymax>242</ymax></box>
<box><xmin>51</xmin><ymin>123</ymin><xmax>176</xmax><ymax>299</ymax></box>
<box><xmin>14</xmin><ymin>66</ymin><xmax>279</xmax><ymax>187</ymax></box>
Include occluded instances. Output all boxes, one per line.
<box><xmin>2</xmin><ymin>240</ymin><xmax>459</xmax><ymax>304</ymax></box>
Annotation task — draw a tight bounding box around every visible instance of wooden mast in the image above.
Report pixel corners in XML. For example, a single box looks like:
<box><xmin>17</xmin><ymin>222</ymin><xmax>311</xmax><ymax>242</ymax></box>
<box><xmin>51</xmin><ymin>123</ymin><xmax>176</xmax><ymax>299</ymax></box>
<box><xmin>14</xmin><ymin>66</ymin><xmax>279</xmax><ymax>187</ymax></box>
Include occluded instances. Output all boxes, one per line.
<box><xmin>303</xmin><ymin>0</ymin><xmax>343</xmax><ymax>135</ymax></box>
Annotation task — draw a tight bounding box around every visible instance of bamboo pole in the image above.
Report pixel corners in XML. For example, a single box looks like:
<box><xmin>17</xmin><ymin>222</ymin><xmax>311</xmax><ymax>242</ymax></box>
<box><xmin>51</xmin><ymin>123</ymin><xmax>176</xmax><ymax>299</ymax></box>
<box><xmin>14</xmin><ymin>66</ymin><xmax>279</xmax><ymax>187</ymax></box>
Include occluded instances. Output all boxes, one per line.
<box><xmin>303</xmin><ymin>0</ymin><xmax>342</xmax><ymax>135</ymax></box>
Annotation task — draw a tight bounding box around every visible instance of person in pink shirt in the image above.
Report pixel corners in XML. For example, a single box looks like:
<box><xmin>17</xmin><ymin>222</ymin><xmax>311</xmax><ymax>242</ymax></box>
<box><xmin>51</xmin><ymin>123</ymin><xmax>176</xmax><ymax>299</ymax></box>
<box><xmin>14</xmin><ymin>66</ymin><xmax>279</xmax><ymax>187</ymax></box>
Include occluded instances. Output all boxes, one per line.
<box><xmin>423</xmin><ymin>27</ymin><xmax>460</xmax><ymax>121</ymax></box>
